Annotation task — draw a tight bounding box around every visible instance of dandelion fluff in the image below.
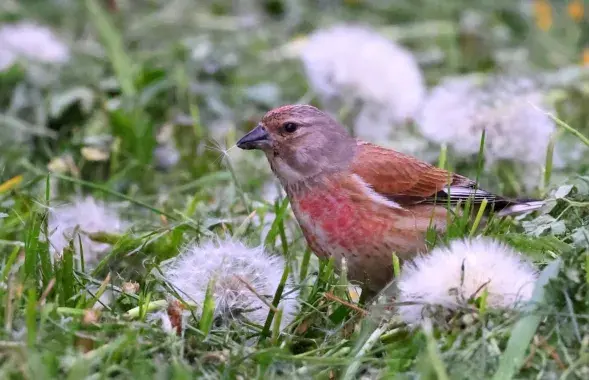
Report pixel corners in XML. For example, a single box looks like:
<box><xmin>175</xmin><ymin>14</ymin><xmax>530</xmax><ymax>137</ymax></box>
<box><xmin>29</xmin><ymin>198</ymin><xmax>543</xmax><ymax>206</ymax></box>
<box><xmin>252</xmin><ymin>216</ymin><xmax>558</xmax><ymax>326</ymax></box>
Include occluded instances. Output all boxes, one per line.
<box><xmin>46</xmin><ymin>196</ymin><xmax>127</xmax><ymax>265</ymax></box>
<box><xmin>417</xmin><ymin>75</ymin><xmax>557</xmax><ymax>166</ymax></box>
<box><xmin>300</xmin><ymin>24</ymin><xmax>426</xmax><ymax>142</ymax></box>
<box><xmin>148</xmin><ymin>310</ymin><xmax>175</xmax><ymax>334</ymax></box>
<box><xmin>397</xmin><ymin>238</ymin><xmax>538</xmax><ymax>326</ymax></box>
<box><xmin>161</xmin><ymin>239</ymin><xmax>299</xmax><ymax>330</ymax></box>
<box><xmin>154</xmin><ymin>142</ymin><xmax>180</xmax><ymax>171</ymax></box>
<box><xmin>0</xmin><ymin>22</ymin><xmax>70</xmax><ymax>70</ymax></box>
<box><xmin>209</xmin><ymin>119</ymin><xmax>274</xmax><ymax>185</ymax></box>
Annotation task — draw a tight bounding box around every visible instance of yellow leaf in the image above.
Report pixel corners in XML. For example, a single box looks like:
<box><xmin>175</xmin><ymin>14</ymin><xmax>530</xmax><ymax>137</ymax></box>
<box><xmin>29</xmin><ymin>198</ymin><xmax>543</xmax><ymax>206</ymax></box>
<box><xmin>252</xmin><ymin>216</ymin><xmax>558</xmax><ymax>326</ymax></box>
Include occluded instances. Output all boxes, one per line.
<box><xmin>0</xmin><ymin>175</ymin><xmax>23</xmax><ymax>193</ymax></box>
<box><xmin>47</xmin><ymin>157</ymin><xmax>70</xmax><ymax>173</ymax></box>
<box><xmin>81</xmin><ymin>147</ymin><xmax>110</xmax><ymax>161</ymax></box>
<box><xmin>348</xmin><ymin>285</ymin><xmax>361</xmax><ymax>303</ymax></box>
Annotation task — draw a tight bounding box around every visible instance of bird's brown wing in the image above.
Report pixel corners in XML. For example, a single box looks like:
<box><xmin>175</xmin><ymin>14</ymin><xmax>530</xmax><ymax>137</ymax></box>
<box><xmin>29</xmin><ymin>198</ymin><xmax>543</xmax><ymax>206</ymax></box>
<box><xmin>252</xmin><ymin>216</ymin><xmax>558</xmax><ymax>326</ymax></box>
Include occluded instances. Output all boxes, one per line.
<box><xmin>350</xmin><ymin>142</ymin><xmax>502</xmax><ymax>207</ymax></box>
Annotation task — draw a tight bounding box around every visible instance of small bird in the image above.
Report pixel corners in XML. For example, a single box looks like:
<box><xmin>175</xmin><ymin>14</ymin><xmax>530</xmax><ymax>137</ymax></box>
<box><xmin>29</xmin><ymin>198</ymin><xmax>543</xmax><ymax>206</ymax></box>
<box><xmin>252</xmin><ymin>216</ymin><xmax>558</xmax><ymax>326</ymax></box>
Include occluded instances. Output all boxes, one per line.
<box><xmin>236</xmin><ymin>105</ymin><xmax>543</xmax><ymax>298</ymax></box>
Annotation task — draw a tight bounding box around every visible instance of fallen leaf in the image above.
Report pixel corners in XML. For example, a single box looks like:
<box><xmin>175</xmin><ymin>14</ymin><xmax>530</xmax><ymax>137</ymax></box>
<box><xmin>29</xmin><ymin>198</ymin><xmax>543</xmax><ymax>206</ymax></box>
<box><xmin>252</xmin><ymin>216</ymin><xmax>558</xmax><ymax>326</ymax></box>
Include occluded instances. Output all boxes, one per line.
<box><xmin>0</xmin><ymin>175</ymin><xmax>23</xmax><ymax>193</ymax></box>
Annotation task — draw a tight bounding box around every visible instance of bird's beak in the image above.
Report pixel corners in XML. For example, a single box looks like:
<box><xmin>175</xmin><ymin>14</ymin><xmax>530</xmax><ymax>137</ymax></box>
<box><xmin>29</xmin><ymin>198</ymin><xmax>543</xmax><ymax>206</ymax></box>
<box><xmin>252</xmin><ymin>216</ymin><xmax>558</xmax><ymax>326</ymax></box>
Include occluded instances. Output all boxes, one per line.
<box><xmin>236</xmin><ymin>124</ymin><xmax>271</xmax><ymax>150</ymax></box>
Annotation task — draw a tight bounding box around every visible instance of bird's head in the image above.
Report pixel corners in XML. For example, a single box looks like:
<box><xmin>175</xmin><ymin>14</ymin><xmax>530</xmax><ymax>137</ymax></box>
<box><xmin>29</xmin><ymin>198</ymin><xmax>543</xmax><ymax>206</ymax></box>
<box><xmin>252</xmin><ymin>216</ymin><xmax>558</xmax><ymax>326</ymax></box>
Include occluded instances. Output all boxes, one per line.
<box><xmin>237</xmin><ymin>105</ymin><xmax>356</xmax><ymax>185</ymax></box>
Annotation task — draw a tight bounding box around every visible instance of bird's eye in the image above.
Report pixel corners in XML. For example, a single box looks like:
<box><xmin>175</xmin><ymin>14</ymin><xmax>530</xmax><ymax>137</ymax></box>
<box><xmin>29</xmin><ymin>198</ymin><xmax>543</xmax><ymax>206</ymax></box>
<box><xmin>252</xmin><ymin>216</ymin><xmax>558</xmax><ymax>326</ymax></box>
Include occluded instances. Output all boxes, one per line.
<box><xmin>283</xmin><ymin>122</ymin><xmax>298</xmax><ymax>133</ymax></box>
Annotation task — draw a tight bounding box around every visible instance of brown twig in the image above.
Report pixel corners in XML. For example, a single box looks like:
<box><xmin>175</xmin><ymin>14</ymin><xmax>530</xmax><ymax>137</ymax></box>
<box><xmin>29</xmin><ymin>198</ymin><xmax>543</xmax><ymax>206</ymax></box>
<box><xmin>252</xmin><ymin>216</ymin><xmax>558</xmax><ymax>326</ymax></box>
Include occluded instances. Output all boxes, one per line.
<box><xmin>37</xmin><ymin>278</ymin><xmax>56</xmax><ymax>307</ymax></box>
<box><xmin>323</xmin><ymin>292</ymin><xmax>367</xmax><ymax>316</ymax></box>
<box><xmin>536</xmin><ymin>335</ymin><xmax>567</xmax><ymax>370</ymax></box>
<box><xmin>160</xmin><ymin>214</ymin><xmax>168</xmax><ymax>227</ymax></box>
<box><xmin>4</xmin><ymin>273</ymin><xmax>15</xmax><ymax>332</ymax></box>
<box><xmin>523</xmin><ymin>342</ymin><xmax>537</xmax><ymax>368</ymax></box>
<box><xmin>468</xmin><ymin>279</ymin><xmax>491</xmax><ymax>302</ymax></box>
<box><xmin>167</xmin><ymin>299</ymin><xmax>185</xmax><ymax>336</ymax></box>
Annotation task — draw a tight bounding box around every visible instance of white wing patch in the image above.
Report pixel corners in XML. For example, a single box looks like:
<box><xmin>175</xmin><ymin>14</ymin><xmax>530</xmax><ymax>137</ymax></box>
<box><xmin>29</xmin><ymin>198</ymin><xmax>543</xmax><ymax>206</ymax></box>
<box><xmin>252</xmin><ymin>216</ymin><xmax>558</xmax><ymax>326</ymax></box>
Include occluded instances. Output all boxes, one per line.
<box><xmin>497</xmin><ymin>201</ymin><xmax>544</xmax><ymax>216</ymax></box>
<box><xmin>352</xmin><ymin>174</ymin><xmax>406</xmax><ymax>210</ymax></box>
<box><xmin>442</xmin><ymin>185</ymin><xmax>497</xmax><ymax>202</ymax></box>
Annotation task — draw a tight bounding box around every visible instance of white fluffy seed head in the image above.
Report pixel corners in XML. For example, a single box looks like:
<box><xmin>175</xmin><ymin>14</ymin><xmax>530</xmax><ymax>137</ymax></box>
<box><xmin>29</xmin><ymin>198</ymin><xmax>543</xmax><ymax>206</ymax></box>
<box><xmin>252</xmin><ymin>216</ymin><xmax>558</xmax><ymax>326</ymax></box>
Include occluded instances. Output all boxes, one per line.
<box><xmin>300</xmin><ymin>24</ymin><xmax>426</xmax><ymax>141</ymax></box>
<box><xmin>45</xmin><ymin>196</ymin><xmax>127</xmax><ymax>265</ymax></box>
<box><xmin>160</xmin><ymin>239</ymin><xmax>299</xmax><ymax>330</ymax></box>
<box><xmin>397</xmin><ymin>238</ymin><xmax>538</xmax><ymax>326</ymax></box>
<box><xmin>147</xmin><ymin>310</ymin><xmax>175</xmax><ymax>334</ymax></box>
<box><xmin>0</xmin><ymin>22</ymin><xmax>70</xmax><ymax>70</ymax></box>
<box><xmin>153</xmin><ymin>142</ymin><xmax>180</xmax><ymax>170</ymax></box>
<box><xmin>417</xmin><ymin>75</ymin><xmax>557</xmax><ymax>167</ymax></box>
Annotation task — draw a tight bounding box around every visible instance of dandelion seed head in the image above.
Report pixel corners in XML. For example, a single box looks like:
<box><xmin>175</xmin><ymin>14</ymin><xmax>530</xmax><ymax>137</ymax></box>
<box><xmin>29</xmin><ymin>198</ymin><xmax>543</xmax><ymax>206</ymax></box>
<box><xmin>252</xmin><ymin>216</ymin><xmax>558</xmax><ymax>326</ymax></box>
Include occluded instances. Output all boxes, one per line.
<box><xmin>0</xmin><ymin>49</ymin><xmax>16</xmax><ymax>72</ymax></box>
<box><xmin>300</xmin><ymin>24</ymin><xmax>426</xmax><ymax>142</ymax></box>
<box><xmin>397</xmin><ymin>238</ymin><xmax>538</xmax><ymax>326</ymax></box>
<box><xmin>161</xmin><ymin>239</ymin><xmax>299</xmax><ymax>330</ymax></box>
<box><xmin>417</xmin><ymin>75</ymin><xmax>557</xmax><ymax>166</ymax></box>
<box><xmin>154</xmin><ymin>142</ymin><xmax>180</xmax><ymax>171</ymax></box>
<box><xmin>46</xmin><ymin>196</ymin><xmax>127</xmax><ymax>265</ymax></box>
<box><xmin>0</xmin><ymin>22</ymin><xmax>70</xmax><ymax>70</ymax></box>
<box><xmin>147</xmin><ymin>310</ymin><xmax>177</xmax><ymax>335</ymax></box>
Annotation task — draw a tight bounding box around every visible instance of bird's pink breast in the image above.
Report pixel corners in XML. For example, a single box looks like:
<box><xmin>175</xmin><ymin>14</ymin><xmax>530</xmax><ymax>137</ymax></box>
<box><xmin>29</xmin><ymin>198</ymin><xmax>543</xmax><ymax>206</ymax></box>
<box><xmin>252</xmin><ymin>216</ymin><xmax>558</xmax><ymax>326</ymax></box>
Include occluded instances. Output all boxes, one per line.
<box><xmin>287</xmin><ymin>177</ymin><xmax>444</xmax><ymax>292</ymax></box>
<box><xmin>292</xmin><ymin>182</ymin><xmax>389</xmax><ymax>253</ymax></box>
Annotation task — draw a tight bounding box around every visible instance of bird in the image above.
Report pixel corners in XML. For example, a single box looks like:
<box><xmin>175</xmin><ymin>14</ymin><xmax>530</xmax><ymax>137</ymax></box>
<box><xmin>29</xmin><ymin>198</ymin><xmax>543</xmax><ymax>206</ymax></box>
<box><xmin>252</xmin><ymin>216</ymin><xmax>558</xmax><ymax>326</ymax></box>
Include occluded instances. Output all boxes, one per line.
<box><xmin>236</xmin><ymin>104</ymin><xmax>543</xmax><ymax>298</ymax></box>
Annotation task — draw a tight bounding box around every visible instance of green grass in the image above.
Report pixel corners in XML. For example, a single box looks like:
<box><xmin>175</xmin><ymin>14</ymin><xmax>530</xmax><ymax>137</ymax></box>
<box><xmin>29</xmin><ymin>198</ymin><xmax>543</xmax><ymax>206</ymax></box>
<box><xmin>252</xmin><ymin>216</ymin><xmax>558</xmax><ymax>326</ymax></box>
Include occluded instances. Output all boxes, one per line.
<box><xmin>1</xmin><ymin>0</ymin><xmax>589</xmax><ymax>378</ymax></box>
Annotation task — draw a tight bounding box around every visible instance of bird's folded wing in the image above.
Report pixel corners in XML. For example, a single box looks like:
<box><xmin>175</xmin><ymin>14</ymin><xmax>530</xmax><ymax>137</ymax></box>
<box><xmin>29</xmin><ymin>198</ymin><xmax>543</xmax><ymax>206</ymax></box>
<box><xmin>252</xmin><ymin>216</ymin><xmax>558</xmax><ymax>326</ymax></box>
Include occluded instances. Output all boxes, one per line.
<box><xmin>351</xmin><ymin>142</ymin><xmax>500</xmax><ymax>206</ymax></box>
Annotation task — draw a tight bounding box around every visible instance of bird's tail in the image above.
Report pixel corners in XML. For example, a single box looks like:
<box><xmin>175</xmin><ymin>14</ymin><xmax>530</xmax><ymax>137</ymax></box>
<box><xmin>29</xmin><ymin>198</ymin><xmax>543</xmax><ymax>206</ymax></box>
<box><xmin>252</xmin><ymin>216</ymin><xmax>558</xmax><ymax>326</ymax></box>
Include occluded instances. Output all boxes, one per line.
<box><xmin>496</xmin><ymin>200</ymin><xmax>544</xmax><ymax>217</ymax></box>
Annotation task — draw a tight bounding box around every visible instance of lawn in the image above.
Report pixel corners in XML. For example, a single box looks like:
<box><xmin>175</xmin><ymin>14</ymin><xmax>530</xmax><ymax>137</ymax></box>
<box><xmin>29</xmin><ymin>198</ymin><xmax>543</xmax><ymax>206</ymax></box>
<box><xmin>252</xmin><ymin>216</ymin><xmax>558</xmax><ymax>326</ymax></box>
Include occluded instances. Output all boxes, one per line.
<box><xmin>0</xmin><ymin>1</ymin><xmax>588</xmax><ymax>379</ymax></box>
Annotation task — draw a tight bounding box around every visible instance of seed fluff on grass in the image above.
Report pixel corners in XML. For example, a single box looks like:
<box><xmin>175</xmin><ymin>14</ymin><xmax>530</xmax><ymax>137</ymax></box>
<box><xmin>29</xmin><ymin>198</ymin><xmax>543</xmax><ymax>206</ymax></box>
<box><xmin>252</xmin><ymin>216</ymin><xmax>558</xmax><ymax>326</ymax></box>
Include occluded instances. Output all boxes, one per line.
<box><xmin>396</xmin><ymin>238</ymin><xmax>538</xmax><ymax>326</ymax></box>
<box><xmin>0</xmin><ymin>21</ymin><xmax>70</xmax><ymax>71</ymax></box>
<box><xmin>300</xmin><ymin>24</ymin><xmax>426</xmax><ymax>145</ymax></box>
<box><xmin>159</xmin><ymin>238</ymin><xmax>299</xmax><ymax>332</ymax></box>
<box><xmin>153</xmin><ymin>122</ymin><xmax>180</xmax><ymax>171</ymax></box>
<box><xmin>416</xmin><ymin>75</ymin><xmax>560</xmax><ymax>187</ymax></box>
<box><xmin>45</xmin><ymin>196</ymin><xmax>128</xmax><ymax>266</ymax></box>
<box><xmin>208</xmin><ymin>122</ymin><xmax>274</xmax><ymax>188</ymax></box>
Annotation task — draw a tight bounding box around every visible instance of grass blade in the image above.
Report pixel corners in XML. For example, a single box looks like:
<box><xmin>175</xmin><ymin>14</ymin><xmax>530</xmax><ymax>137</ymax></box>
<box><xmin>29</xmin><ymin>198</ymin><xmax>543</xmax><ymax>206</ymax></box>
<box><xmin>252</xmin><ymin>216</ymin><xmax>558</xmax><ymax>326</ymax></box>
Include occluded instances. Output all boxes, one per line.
<box><xmin>2</xmin><ymin>246</ymin><xmax>21</xmax><ymax>280</ymax></box>
<box><xmin>475</xmin><ymin>129</ymin><xmax>486</xmax><ymax>186</ymax></box>
<box><xmin>38</xmin><ymin>217</ymin><xmax>53</xmax><ymax>289</ymax></box>
<box><xmin>342</xmin><ymin>319</ymin><xmax>387</xmax><ymax>380</ymax></box>
<box><xmin>438</xmin><ymin>143</ymin><xmax>448</xmax><ymax>169</ymax></box>
<box><xmin>299</xmin><ymin>247</ymin><xmax>312</xmax><ymax>283</ymax></box>
<box><xmin>264</xmin><ymin>198</ymin><xmax>290</xmax><ymax>249</ymax></box>
<box><xmin>543</xmin><ymin>131</ymin><xmax>558</xmax><ymax>192</ymax></box>
<box><xmin>46</xmin><ymin>172</ymin><xmax>175</xmax><ymax>220</ymax></box>
<box><xmin>392</xmin><ymin>252</ymin><xmax>401</xmax><ymax>278</ymax></box>
<box><xmin>24</xmin><ymin>212</ymin><xmax>42</xmax><ymax>281</ymax></box>
<box><xmin>85</xmin><ymin>273</ymin><xmax>111</xmax><ymax>309</ymax></box>
<box><xmin>26</xmin><ymin>288</ymin><xmax>37</xmax><ymax>347</ymax></box>
<box><xmin>86</xmin><ymin>0</ymin><xmax>136</xmax><ymax>97</ymax></box>
<box><xmin>271</xmin><ymin>308</ymin><xmax>283</xmax><ymax>345</ymax></box>
<box><xmin>423</xmin><ymin>320</ymin><xmax>450</xmax><ymax>380</ymax></box>
<box><xmin>469</xmin><ymin>198</ymin><xmax>488</xmax><ymax>237</ymax></box>
<box><xmin>260</xmin><ymin>264</ymin><xmax>290</xmax><ymax>341</ymax></box>
<box><xmin>547</xmin><ymin>111</ymin><xmax>589</xmax><ymax>148</ymax></box>
<box><xmin>492</xmin><ymin>258</ymin><xmax>562</xmax><ymax>380</ymax></box>
<box><xmin>199</xmin><ymin>277</ymin><xmax>216</xmax><ymax>337</ymax></box>
<box><xmin>62</xmin><ymin>244</ymin><xmax>75</xmax><ymax>307</ymax></box>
